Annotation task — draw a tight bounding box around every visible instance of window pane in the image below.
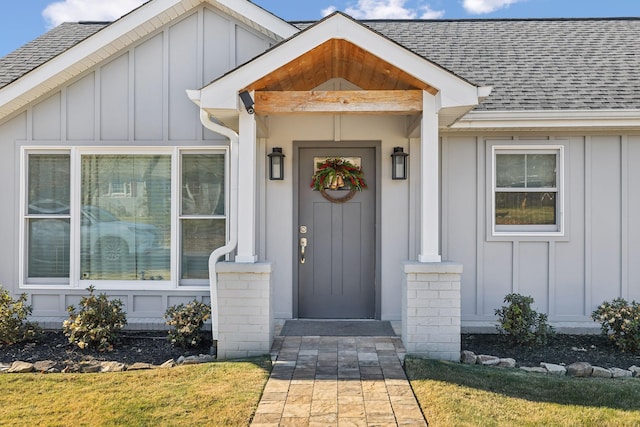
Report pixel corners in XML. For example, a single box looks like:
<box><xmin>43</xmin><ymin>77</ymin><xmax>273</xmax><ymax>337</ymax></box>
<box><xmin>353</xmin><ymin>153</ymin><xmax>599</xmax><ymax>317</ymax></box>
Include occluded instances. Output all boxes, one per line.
<box><xmin>80</xmin><ymin>155</ymin><xmax>171</xmax><ymax>280</ymax></box>
<box><xmin>28</xmin><ymin>154</ymin><xmax>70</xmax><ymax>214</ymax></box>
<box><xmin>496</xmin><ymin>192</ymin><xmax>556</xmax><ymax>225</ymax></box>
<box><xmin>526</xmin><ymin>154</ymin><xmax>556</xmax><ymax>187</ymax></box>
<box><xmin>182</xmin><ymin>154</ymin><xmax>225</xmax><ymax>215</ymax></box>
<box><xmin>28</xmin><ymin>218</ymin><xmax>70</xmax><ymax>277</ymax></box>
<box><xmin>181</xmin><ymin>219</ymin><xmax>225</xmax><ymax>279</ymax></box>
<box><xmin>496</xmin><ymin>154</ymin><xmax>525</xmax><ymax>188</ymax></box>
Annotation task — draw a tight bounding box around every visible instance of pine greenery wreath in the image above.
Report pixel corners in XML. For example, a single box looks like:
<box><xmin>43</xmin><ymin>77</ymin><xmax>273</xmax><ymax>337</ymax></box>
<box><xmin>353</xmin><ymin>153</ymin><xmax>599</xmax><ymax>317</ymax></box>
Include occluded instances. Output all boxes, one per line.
<box><xmin>310</xmin><ymin>158</ymin><xmax>366</xmax><ymax>191</ymax></box>
<box><xmin>310</xmin><ymin>158</ymin><xmax>366</xmax><ymax>203</ymax></box>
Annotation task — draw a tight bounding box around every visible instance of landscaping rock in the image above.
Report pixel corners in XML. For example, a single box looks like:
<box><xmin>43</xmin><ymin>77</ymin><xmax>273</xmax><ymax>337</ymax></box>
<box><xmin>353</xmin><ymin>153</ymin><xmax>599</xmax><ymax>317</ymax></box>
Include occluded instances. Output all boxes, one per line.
<box><xmin>592</xmin><ymin>366</ymin><xmax>612</xmax><ymax>378</ymax></box>
<box><xmin>180</xmin><ymin>354</ymin><xmax>216</xmax><ymax>365</ymax></box>
<box><xmin>477</xmin><ymin>355</ymin><xmax>500</xmax><ymax>366</ymax></box>
<box><xmin>160</xmin><ymin>359</ymin><xmax>176</xmax><ymax>369</ymax></box>
<box><xmin>1</xmin><ymin>362</ymin><xmax>12</xmax><ymax>373</ymax></box>
<box><xmin>79</xmin><ymin>362</ymin><xmax>102</xmax><ymax>373</ymax></box>
<box><xmin>498</xmin><ymin>358</ymin><xmax>516</xmax><ymax>368</ymax></box>
<box><xmin>8</xmin><ymin>361</ymin><xmax>34</xmax><ymax>373</ymax></box>
<box><xmin>460</xmin><ymin>350</ymin><xmax>477</xmax><ymax>365</ymax></box>
<box><xmin>176</xmin><ymin>355</ymin><xmax>186</xmax><ymax>365</ymax></box>
<box><xmin>566</xmin><ymin>361</ymin><xmax>593</xmax><ymax>377</ymax></box>
<box><xmin>520</xmin><ymin>366</ymin><xmax>548</xmax><ymax>374</ymax></box>
<box><xmin>127</xmin><ymin>362</ymin><xmax>153</xmax><ymax>371</ymax></box>
<box><xmin>609</xmin><ymin>367</ymin><xmax>632</xmax><ymax>378</ymax></box>
<box><xmin>540</xmin><ymin>362</ymin><xmax>566</xmax><ymax>376</ymax></box>
<box><xmin>34</xmin><ymin>360</ymin><xmax>58</xmax><ymax>372</ymax></box>
<box><xmin>628</xmin><ymin>366</ymin><xmax>640</xmax><ymax>377</ymax></box>
<box><xmin>100</xmin><ymin>362</ymin><xmax>126</xmax><ymax>373</ymax></box>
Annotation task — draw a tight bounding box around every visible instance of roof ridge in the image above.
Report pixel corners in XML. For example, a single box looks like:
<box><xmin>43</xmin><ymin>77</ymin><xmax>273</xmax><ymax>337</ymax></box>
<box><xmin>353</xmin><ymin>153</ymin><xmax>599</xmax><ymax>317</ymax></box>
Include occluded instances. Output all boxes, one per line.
<box><xmin>291</xmin><ymin>16</ymin><xmax>640</xmax><ymax>24</ymax></box>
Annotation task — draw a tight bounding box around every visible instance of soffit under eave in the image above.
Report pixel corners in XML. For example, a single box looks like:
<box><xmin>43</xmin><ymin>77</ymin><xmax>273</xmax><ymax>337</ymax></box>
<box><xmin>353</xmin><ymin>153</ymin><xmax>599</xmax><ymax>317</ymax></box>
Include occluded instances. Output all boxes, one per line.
<box><xmin>242</xmin><ymin>39</ymin><xmax>438</xmax><ymax>94</ymax></box>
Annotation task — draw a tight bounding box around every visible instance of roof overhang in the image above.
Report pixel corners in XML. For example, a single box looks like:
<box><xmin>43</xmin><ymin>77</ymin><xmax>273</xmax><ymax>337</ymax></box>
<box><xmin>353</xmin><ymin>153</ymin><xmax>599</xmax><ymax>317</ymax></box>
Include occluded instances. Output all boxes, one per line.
<box><xmin>450</xmin><ymin>109</ymin><xmax>640</xmax><ymax>131</ymax></box>
<box><xmin>189</xmin><ymin>12</ymin><xmax>490</xmax><ymax>128</ymax></box>
<box><xmin>0</xmin><ymin>0</ymin><xmax>297</xmax><ymax>121</ymax></box>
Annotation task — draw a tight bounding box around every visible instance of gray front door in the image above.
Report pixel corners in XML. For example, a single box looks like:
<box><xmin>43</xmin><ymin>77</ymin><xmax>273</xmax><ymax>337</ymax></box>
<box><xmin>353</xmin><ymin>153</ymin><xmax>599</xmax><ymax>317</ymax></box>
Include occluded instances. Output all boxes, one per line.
<box><xmin>298</xmin><ymin>147</ymin><xmax>375</xmax><ymax>318</ymax></box>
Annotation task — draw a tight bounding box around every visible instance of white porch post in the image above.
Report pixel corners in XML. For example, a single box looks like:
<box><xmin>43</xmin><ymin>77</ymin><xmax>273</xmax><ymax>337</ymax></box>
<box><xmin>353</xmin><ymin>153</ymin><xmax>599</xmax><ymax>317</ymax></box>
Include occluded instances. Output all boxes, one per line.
<box><xmin>235</xmin><ymin>109</ymin><xmax>258</xmax><ymax>263</ymax></box>
<box><xmin>419</xmin><ymin>91</ymin><xmax>442</xmax><ymax>263</ymax></box>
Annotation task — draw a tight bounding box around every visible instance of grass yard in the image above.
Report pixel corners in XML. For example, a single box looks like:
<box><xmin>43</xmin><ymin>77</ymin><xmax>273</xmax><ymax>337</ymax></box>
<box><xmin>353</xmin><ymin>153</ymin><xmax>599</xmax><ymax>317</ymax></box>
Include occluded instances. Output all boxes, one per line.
<box><xmin>0</xmin><ymin>358</ymin><xmax>270</xmax><ymax>427</ymax></box>
<box><xmin>406</xmin><ymin>358</ymin><xmax>640</xmax><ymax>427</ymax></box>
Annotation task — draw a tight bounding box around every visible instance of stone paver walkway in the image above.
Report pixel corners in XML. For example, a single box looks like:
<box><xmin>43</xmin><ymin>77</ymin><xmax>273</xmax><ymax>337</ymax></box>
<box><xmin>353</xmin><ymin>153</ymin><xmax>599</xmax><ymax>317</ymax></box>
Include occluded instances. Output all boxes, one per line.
<box><xmin>251</xmin><ymin>335</ymin><xmax>427</xmax><ymax>426</ymax></box>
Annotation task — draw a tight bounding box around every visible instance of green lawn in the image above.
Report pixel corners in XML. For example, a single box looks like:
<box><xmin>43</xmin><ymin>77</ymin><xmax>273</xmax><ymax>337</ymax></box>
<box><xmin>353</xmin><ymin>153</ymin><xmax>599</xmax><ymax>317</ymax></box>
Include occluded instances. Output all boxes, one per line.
<box><xmin>406</xmin><ymin>358</ymin><xmax>640</xmax><ymax>427</ymax></box>
<box><xmin>0</xmin><ymin>358</ymin><xmax>270</xmax><ymax>427</ymax></box>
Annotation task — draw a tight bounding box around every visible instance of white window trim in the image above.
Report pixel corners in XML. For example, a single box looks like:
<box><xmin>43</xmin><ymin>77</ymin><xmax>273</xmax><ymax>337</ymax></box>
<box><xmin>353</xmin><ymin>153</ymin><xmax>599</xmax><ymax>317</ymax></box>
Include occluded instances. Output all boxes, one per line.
<box><xmin>490</xmin><ymin>144</ymin><xmax>565</xmax><ymax>238</ymax></box>
<box><xmin>19</xmin><ymin>146</ymin><xmax>229</xmax><ymax>291</ymax></box>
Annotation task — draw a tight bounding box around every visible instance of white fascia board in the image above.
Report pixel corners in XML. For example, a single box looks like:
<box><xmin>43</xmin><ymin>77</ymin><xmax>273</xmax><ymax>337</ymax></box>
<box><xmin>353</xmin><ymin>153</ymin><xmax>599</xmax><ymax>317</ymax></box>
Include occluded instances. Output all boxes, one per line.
<box><xmin>453</xmin><ymin>109</ymin><xmax>640</xmax><ymax>130</ymax></box>
<box><xmin>214</xmin><ymin>0</ymin><xmax>298</xmax><ymax>39</ymax></box>
<box><xmin>199</xmin><ymin>13</ymin><xmax>482</xmax><ymax>111</ymax></box>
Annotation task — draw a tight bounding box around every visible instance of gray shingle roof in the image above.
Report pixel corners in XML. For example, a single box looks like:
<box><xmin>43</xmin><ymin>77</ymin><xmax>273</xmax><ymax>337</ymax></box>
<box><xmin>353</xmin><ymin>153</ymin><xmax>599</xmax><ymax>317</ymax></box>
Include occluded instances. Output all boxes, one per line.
<box><xmin>0</xmin><ymin>22</ymin><xmax>107</xmax><ymax>89</ymax></box>
<box><xmin>1</xmin><ymin>18</ymin><xmax>639</xmax><ymax>111</ymax></box>
<box><xmin>359</xmin><ymin>18</ymin><xmax>640</xmax><ymax>111</ymax></box>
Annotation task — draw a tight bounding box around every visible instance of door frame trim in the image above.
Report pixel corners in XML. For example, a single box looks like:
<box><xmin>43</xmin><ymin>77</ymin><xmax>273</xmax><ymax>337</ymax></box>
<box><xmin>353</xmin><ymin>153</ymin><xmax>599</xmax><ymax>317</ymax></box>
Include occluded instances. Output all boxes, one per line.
<box><xmin>292</xmin><ymin>141</ymin><xmax>382</xmax><ymax>319</ymax></box>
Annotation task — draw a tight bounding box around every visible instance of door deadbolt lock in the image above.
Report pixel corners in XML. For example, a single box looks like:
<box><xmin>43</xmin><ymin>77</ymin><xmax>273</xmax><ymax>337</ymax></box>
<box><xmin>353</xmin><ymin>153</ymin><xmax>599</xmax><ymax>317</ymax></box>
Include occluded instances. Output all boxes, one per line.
<box><xmin>299</xmin><ymin>225</ymin><xmax>307</xmax><ymax>234</ymax></box>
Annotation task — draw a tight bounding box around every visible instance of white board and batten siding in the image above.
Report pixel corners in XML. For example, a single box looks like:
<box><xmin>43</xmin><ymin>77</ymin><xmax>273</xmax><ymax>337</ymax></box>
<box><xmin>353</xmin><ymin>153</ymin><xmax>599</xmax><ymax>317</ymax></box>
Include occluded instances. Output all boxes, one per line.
<box><xmin>0</xmin><ymin>5</ymin><xmax>274</xmax><ymax>327</ymax></box>
<box><xmin>442</xmin><ymin>134</ymin><xmax>640</xmax><ymax>332</ymax></box>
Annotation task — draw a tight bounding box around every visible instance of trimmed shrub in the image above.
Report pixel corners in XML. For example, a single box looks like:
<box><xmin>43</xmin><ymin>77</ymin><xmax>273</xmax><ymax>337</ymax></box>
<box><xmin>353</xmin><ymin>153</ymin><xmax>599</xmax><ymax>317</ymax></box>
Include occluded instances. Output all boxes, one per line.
<box><xmin>495</xmin><ymin>293</ymin><xmax>554</xmax><ymax>346</ymax></box>
<box><xmin>0</xmin><ymin>286</ymin><xmax>41</xmax><ymax>345</ymax></box>
<box><xmin>592</xmin><ymin>298</ymin><xmax>640</xmax><ymax>353</ymax></box>
<box><xmin>63</xmin><ymin>286</ymin><xmax>127</xmax><ymax>351</ymax></box>
<box><xmin>164</xmin><ymin>300</ymin><xmax>211</xmax><ymax>348</ymax></box>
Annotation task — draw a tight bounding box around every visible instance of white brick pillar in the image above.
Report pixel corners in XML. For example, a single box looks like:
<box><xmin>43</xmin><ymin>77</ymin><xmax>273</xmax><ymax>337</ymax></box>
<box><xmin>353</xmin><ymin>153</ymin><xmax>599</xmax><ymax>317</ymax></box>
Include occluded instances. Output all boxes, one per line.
<box><xmin>215</xmin><ymin>262</ymin><xmax>273</xmax><ymax>359</ymax></box>
<box><xmin>402</xmin><ymin>261</ymin><xmax>462</xmax><ymax>361</ymax></box>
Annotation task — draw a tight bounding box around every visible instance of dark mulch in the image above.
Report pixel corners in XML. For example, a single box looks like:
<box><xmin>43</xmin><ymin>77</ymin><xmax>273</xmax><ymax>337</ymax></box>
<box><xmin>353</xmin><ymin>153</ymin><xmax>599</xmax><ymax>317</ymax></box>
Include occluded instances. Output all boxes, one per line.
<box><xmin>463</xmin><ymin>333</ymin><xmax>640</xmax><ymax>369</ymax></box>
<box><xmin>0</xmin><ymin>331</ymin><xmax>212</xmax><ymax>366</ymax></box>
<box><xmin>4</xmin><ymin>331</ymin><xmax>640</xmax><ymax>370</ymax></box>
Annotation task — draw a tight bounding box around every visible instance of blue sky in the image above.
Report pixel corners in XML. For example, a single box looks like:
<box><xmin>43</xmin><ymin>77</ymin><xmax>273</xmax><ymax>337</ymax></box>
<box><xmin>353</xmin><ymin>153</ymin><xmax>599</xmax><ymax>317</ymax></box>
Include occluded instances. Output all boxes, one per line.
<box><xmin>1</xmin><ymin>0</ymin><xmax>638</xmax><ymax>57</ymax></box>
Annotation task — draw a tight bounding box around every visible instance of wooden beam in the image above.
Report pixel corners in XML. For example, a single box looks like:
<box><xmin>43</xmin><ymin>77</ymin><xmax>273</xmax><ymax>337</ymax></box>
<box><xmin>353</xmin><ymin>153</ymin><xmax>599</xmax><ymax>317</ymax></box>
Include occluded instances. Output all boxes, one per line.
<box><xmin>254</xmin><ymin>90</ymin><xmax>423</xmax><ymax>115</ymax></box>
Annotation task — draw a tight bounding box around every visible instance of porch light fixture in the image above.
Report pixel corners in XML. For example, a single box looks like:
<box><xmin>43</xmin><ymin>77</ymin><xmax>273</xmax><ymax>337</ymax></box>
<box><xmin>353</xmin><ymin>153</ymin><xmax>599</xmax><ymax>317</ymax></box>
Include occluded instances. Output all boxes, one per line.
<box><xmin>391</xmin><ymin>147</ymin><xmax>409</xmax><ymax>180</ymax></box>
<box><xmin>268</xmin><ymin>147</ymin><xmax>285</xmax><ymax>180</ymax></box>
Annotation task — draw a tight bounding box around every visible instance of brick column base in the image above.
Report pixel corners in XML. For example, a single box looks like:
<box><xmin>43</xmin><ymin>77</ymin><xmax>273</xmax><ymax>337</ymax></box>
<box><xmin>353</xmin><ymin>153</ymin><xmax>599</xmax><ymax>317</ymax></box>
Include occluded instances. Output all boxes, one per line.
<box><xmin>215</xmin><ymin>262</ymin><xmax>273</xmax><ymax>360</ymax></box>
<box><xmin>402</xmin><ymin>261</ymin><xmax>462</xmax><ymax>361</ymax></box>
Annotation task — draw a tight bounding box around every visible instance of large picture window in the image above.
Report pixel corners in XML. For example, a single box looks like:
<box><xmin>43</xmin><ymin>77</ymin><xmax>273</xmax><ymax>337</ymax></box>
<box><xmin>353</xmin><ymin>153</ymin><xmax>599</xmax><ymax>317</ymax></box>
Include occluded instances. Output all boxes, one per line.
<box><xmin>492</xmin><ymin>145</ymin><xmax>563</xmax><ymax>235</ymax></box>
<box><xmin>22</xmin><ymin>148</ymin><xmax>227</xmax><ymax>287</ymax></box>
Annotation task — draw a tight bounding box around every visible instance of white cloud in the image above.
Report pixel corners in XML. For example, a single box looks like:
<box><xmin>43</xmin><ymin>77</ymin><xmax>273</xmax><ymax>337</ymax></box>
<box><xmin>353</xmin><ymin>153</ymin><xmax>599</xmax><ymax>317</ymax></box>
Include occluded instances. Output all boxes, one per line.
<box><xmin>463</xmin><ymin>0</ymin><xmax>524</xmax><ymax>14</ymax></box>
<box><xmin>419</xmin><ymin>5</ymin><xmax>445</xmax><ymax>19</ymax></box>
<box><xmin>43</xmin><ymin>0</ymin><xmax>146</xmax><ymax>28</ymax></box>
<box><xmin>325</xmin><ymin>0</ymin><xmax>444</xmax><ymax>20</ymax></box>
<box><xmin>322</xmin><ymin>6</ymin><xmax>338</xmax><ymax>16</ymax></box>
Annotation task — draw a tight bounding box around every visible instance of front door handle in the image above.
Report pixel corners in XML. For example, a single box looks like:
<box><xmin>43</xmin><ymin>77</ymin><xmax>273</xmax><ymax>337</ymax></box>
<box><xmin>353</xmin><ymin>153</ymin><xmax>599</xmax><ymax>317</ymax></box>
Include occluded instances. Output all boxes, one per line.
<box><xmin>300</xmin><ymin>237</ymin><xmax>307</xmax><ymax>264</ymax></box>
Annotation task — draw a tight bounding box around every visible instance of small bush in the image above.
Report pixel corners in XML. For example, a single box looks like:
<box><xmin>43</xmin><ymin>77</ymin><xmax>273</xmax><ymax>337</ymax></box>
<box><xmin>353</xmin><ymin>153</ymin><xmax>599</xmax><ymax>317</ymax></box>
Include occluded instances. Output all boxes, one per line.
<box><xmin>591</xmin><ymin>298</ymin><xmax>640</xmax><ymax>353</ymax></box>
<box><xmin>495</xmin><ymin>293</ymin><xmax>554</xmax><ymax>346</ymax></box>
<box><xmin>164</xmin><ymin>300</ymin><xmax>211</xmax><ymax>348</ymax></box>
<box><xmin>63</xmin><ymin>286</ymin><xmax>127</xmax><ymax>351</ymax></box>
<box><xmin>0</xmin><ymin>286</ymin><xmax>41</xmax><ymax>345</ymax></box>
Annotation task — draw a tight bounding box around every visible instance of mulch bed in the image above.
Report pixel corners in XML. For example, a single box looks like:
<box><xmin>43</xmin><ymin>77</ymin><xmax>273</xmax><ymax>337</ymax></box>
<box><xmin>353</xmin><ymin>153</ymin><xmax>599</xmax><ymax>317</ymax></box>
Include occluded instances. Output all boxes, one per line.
<box><xmin>3</xmin><ymin>331</ymin><xmax>640</xmax><ymax>370</ymax></box>
<box><xmin>0</xmin><ymin>331</ymin><xmax>212</xmax><ymax>366</ymax></box>
<box><xmin>463</xmin><ymin>333</ymin><xmax>640</xmax><ymax>369</ymax></box>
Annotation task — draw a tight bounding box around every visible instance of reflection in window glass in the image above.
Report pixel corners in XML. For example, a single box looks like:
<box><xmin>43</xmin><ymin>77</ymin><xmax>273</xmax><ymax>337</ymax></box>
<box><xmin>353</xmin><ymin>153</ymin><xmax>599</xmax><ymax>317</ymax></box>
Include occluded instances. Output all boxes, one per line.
<box><xmin>27</xmin><ymin>154</ymin><xmax>70</xmax><ymax>278</ymax></box>
<box><xmin>181</xmin><ymin>219</ymin><xmax>226</xmax><ymax>279</ymax></box>
<box><xmin>182</xmin><ymin>154</ymin><xmax>225</xmax><ymax>215</ymax></box>
<box><xmin>80</xmin><ymin>155</ymin><xmax>171</xmax><ymax>280</ymax></box>
<box><xmin>180</xmin><ymin>154</ymin><xmax>226</xmax><ymax>281</ymax></box>
<box><xmin>495</xmin><ymin>192</ymin><xmax>556</xmax><ymax>225</ymax></box>
<box><xmin>29</xmin><ymin>218</ymin><xmax>70</xmax><ymax>278</ymax></box>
